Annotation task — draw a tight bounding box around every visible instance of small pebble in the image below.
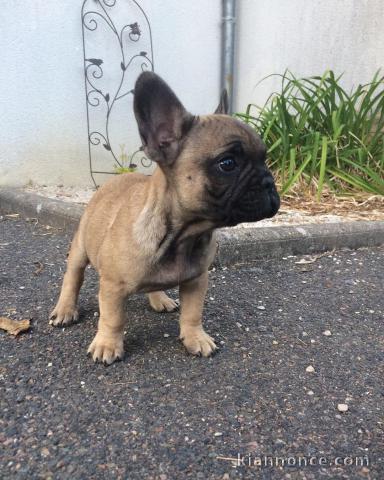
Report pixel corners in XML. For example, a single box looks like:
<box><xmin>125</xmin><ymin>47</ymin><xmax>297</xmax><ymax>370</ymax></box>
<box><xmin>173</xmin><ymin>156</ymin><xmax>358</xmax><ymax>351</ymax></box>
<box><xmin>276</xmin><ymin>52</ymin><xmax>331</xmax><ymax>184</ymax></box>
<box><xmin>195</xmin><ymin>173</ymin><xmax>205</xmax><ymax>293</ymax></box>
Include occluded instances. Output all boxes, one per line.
<box><xmin>305</xmin><ymin>365</ymin><xmax>315</xmax><ymax>373</ymax></box>
<box><xmin>307</xmin><ymin>390</ymin><xmax>314</xmax><ymax>396</ymax></box>
<box><xmin>163</xmin><ymin>333</ymin><xmax>170</xmax><ymax>337</ymax></box>
<box><xmin>214</xmin><ymin>432</ymin><xmax>223</xmax><ymax>437</ymax></box>
<box><xmin>41</xmin><ymin>447</ymin><xmax>50</xmax><ymax>457</ymax></box>
<box><xmin>323</xmin><ymin>330</ymin><xmax>332</xmax><ymax>336</ymax></box>
<box><xmin>337</xmin><ymin>403</ymin><xmax>349</xmax><ymax>412</ymax></box>
<box><xmin>93</xmin><ymin>312</ymin><xmax>99</xmax><ymax>317</ymax></box>
<box><xmin>257</xmin><ymin>305</ymin><xmax>265</xmax><ymax>310</ymax></box>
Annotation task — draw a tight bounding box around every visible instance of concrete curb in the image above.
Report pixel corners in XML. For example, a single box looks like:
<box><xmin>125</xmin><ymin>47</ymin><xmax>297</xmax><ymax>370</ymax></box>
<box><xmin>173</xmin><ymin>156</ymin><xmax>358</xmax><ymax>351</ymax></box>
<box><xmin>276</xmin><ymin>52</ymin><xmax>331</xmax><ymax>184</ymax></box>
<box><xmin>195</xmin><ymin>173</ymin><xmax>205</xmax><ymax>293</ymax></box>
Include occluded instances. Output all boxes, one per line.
<box><xmin>1</xmin><ymin>187</ymin><xmax>384</xmax><ymax>266</ymax></box>
<box><xmin>216</xmin><ymin>221</ymin><xmax>384</xmax><ymax>266</ymax></box>
<box><xmin>0</xmin><ymin>188</ymin><xmax>84</xmax><ymax>233</ymax></box>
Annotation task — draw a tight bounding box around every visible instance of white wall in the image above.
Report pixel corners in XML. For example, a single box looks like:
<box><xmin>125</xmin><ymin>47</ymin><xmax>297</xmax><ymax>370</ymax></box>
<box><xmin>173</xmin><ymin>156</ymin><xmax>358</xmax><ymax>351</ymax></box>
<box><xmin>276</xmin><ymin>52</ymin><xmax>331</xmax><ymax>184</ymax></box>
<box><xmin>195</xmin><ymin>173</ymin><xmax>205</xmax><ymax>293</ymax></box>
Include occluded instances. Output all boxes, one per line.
<box><xmin>235</xmin><ymin>0</ymin><xmax>384</xmax><ymax>111</ymax></box>
<box><xmin>0</xmin><ymin>0</ymin><xmax>221</xmax><ymax>187</ymax></box>
<box><xmin>0</xmin><ymin>0</ymin><xmax>383</xmax><ymax>187</ymax></box>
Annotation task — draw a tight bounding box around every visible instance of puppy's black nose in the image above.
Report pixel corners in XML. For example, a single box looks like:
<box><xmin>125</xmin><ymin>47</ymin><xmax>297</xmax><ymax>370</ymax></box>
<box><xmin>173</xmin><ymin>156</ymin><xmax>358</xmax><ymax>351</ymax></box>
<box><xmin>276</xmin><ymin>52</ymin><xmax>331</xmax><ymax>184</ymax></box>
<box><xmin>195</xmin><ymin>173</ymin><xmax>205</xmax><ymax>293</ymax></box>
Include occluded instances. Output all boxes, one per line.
<box><xmin>261</xmin><ymin>175</ymin><xmax>275</xmax><ymax>192</ymax></box>
<box><xmin>261</xmin><ymin>173</ymin><xmax>280</xmax><ymax>216</ymax></box>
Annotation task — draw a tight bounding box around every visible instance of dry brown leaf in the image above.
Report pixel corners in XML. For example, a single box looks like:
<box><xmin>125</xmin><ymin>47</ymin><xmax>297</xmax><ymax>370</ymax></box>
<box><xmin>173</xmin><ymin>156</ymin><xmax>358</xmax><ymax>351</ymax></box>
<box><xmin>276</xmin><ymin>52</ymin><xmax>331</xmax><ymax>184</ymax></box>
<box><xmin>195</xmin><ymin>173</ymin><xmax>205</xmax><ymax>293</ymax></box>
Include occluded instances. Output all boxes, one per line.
<box><xmin>295</xmin><ymin>258</ymin><xmax>317</xmax><ymax>265</ymax></box>
<box><xmin>0</xmin><ymin>317</ymin><xmax>30</xmax><ymax>336</ymax></box>
<box><xmin>33</xmin><ymin>261</ymin><xmax>44</xmax><ymax>275</ymax></box>
<box><xmin>295</xmin><ymin>249</ymin><xmax>335</xmax><ymax>266</ymax></box>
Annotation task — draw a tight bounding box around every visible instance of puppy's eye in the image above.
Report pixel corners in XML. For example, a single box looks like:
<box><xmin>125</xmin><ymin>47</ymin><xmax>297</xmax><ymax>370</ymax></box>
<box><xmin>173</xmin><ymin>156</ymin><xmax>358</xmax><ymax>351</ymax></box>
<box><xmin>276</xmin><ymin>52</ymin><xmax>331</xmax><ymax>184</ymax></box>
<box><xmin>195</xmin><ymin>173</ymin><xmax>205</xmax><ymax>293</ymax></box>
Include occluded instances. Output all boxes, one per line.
<box><xmin>218</xmin><ymin>157</ymin><xmax>237</xmax><ymax>172</ymax></box>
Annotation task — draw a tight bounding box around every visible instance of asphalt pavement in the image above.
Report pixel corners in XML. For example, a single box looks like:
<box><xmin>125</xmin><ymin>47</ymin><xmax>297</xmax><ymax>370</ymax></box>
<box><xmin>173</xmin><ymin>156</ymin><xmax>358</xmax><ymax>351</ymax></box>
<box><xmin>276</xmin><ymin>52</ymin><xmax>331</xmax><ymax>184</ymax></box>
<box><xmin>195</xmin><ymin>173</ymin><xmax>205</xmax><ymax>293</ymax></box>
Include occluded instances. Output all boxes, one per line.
<box><xmin>1</xmin><ymin>216</ymin><xmax>383</xmax><ymax>479</ymax></box>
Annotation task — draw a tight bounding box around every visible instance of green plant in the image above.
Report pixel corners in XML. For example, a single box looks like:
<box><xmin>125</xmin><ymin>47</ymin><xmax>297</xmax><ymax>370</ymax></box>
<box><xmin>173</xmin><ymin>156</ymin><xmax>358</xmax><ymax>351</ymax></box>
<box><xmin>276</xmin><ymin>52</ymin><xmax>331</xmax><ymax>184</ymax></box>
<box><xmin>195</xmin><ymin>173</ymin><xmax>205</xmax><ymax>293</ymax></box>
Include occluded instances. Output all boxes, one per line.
<box><xmin>236</xmin><ymin>70</ymin><xmax>384</xmax><ymax>197</ymax></box>
<box><xmin>114</xmin><ymin>165</ymin><xmax>137</xmax><ymax>174</ymax></box>
<box><xmin>114</xmin><ymin>144</ymin><xmax>137</xmax><ymax>174</ymax></box>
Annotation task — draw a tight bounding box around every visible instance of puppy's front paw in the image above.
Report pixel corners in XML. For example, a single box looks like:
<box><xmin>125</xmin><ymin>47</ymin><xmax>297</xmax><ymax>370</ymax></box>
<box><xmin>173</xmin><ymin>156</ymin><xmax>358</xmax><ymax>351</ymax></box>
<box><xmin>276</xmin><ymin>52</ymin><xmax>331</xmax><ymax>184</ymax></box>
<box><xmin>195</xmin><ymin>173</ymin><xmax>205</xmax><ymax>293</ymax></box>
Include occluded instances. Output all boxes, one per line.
<box><xmin>49</xmin><ymin>304</ymin><xmax>79</xmax><ymax>327</ymax></box>
<box><xmin>87</xmin><ymin>333</ymin><xmax>124</xmax><ymax>365</ymax></box>
<box><xmin>180</xmin><ymin>327</ymin><xmax>217</xmax><ymax>357</ymax></box>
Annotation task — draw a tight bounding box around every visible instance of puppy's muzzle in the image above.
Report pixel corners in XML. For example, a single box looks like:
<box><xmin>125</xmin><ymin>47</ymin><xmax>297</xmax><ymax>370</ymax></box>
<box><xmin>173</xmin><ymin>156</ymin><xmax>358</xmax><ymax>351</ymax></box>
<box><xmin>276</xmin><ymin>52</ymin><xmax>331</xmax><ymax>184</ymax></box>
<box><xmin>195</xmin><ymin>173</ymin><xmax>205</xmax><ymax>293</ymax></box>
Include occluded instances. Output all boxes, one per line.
<box><xmin>231</xmin><ymin>171</ymin><xmax>280</xmax><ymax>224</ymax></box>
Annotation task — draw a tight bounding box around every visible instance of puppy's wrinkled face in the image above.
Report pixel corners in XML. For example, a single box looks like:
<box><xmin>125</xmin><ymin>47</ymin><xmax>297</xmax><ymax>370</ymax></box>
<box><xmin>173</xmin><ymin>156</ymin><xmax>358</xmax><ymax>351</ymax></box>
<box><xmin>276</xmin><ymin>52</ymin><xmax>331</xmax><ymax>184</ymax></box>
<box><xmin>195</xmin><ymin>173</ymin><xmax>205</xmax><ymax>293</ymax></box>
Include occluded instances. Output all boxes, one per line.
<box><xmin>173</xmin><ymin>115</ymin><xmax>280</xmax><ymax>227</ymax></box>
<box><xmin>134</xmin><ymin>72</ymin><xmax>279</xmax><ymax>227</ymax></box>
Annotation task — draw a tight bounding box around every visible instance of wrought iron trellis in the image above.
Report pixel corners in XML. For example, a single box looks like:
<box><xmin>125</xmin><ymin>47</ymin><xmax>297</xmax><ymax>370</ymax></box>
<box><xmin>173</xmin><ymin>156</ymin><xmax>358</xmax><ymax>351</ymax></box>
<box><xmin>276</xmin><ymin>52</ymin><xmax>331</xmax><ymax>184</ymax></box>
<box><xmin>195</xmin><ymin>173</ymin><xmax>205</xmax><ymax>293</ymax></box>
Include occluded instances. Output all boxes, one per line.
<box><xmin>81</xmin><ymin>0</ymin><xmax>154</xmax><ymax>187</ymax></box>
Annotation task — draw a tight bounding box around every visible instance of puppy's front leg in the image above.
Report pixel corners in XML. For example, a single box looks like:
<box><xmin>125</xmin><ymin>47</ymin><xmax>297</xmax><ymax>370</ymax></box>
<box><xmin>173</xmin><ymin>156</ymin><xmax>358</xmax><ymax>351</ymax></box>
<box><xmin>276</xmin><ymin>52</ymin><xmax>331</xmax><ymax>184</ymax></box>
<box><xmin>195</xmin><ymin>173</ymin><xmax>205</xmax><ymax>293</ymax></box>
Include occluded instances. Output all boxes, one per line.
<box><xmin>88</xmin><ymin>279</ymin><xmax>126</xmax><ymax>365</ymax></box>
<box><xmin>179</xmin><ymin>271</ymin><xmax>217</xmax><ymax>357</ymax></box>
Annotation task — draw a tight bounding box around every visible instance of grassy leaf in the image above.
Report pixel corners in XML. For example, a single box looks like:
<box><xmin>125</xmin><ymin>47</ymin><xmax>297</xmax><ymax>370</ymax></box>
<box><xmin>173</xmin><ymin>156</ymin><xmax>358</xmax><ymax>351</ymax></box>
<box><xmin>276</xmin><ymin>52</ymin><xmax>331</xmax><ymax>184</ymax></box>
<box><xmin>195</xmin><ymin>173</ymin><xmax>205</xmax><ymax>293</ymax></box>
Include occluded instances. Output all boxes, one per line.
<box><xmin>236</xmin><ymin>70</ymin><xmax>384</xmax><ymax>197</ymax></box>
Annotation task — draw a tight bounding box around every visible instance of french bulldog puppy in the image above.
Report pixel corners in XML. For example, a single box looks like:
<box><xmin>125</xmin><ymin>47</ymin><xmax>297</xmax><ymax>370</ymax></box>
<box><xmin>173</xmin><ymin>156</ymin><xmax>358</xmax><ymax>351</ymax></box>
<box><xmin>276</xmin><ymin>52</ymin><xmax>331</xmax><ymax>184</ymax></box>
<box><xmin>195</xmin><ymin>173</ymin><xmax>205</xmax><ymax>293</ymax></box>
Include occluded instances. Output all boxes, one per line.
<box><xmin>50</xmin><ymin>72</ymin><xmax>280</xmax><ymax>364</ymax></box>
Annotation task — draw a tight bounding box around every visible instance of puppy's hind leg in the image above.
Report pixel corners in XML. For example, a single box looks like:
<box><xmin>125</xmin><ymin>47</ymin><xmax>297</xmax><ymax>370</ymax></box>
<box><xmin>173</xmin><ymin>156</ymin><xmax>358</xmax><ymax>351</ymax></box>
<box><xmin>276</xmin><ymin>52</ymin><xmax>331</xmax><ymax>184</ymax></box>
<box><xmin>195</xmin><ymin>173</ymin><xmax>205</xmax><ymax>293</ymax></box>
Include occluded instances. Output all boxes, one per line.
<box><xmin>50</xmin><ymin>230</ymin><xmax>88</xmax><ymax>327</ymax></box>
<box><xmin>147</xmin><ymin>291</ymin><xmax>179</xmax><ymax>312</ymax></box>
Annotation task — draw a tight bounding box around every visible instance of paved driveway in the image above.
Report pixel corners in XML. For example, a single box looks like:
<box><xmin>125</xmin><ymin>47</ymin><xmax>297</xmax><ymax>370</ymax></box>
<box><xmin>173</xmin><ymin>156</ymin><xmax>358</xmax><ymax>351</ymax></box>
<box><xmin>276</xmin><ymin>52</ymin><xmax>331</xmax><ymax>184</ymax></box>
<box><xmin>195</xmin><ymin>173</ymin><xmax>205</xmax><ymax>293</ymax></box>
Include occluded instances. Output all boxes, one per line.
<box><xmin>1</xmin><ymin>217</ymin><xmax>383</xmax><ymax>479</ymax></box>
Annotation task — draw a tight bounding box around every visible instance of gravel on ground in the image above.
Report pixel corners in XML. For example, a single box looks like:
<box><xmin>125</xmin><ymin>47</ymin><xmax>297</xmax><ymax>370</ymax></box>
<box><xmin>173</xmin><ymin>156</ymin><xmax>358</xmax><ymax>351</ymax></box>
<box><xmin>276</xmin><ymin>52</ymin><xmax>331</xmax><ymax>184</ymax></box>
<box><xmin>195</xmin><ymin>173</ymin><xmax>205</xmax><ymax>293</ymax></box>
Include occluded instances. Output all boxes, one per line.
<box><xmin>1</xmin><ymin>216</ymin><xmax>383</xmax><ymax>479</ymax></box>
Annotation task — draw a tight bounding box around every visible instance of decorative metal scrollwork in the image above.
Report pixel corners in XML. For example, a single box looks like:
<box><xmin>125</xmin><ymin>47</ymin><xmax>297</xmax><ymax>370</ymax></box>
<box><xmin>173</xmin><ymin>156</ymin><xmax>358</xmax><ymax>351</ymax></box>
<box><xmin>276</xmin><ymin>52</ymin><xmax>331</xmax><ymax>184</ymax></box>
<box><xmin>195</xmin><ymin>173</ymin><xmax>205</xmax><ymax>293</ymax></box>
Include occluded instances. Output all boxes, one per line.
<box><xmin>82</xmin><ymin>0</ymin><xmax>154</xmax><ymax>187</ymax></box>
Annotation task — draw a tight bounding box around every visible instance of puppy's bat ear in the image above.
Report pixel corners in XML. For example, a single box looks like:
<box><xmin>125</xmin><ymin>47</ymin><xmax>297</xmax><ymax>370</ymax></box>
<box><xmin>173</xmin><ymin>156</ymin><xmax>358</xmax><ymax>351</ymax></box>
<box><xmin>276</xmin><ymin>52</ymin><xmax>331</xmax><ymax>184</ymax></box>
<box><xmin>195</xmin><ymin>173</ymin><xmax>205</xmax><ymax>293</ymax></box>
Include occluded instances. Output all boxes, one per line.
<box><xmin>214</xmin><ymin>89</ymin><xmax>229</xmax><ymax>115</ymax></box>
<box><xmin>134</xmin><ymin>72</ymin><xmax>194</xmax><ymax>166</ymax></box>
